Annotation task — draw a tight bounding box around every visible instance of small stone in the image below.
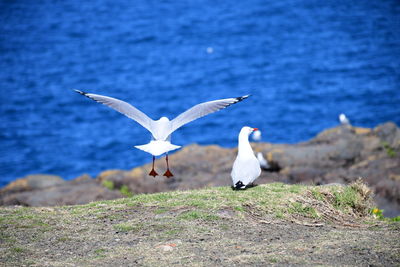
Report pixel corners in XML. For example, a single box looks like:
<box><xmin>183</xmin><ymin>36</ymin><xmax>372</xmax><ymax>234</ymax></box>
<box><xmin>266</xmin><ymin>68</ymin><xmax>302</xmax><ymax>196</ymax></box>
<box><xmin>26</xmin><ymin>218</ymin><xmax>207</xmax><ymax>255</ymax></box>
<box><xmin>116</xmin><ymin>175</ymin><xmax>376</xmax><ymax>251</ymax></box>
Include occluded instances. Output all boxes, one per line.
<box><xmin>158</xmin><ymin>245</ymin><xmax>174</xmax><ymax>252</ymax></box>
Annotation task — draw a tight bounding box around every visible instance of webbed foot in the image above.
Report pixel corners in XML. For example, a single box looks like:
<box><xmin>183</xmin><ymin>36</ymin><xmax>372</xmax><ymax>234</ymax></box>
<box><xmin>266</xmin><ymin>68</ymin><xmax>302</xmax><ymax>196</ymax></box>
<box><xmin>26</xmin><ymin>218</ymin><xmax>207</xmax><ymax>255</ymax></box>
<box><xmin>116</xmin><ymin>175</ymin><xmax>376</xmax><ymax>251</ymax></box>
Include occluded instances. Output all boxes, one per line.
<box><xmin>149</xmin><ymin>169</ymin><xmax>159</xmax><ymax>177</ymax></box>
<box><xmin>163</xmin><ymin>169</ymin><xmax>174</xmax><ymax>178</ymax></box>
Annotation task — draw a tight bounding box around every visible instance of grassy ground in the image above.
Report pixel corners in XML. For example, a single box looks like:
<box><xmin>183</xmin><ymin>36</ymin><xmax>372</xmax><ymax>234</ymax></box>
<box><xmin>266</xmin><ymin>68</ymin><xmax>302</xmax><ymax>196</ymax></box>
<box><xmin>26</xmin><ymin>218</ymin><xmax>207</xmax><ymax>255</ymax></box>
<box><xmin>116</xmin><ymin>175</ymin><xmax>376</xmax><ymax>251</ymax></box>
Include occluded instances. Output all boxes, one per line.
<box><xmin>1</xmin><ymin>182</ymin><xmax>399</xmax><ymax>266</ymax></box>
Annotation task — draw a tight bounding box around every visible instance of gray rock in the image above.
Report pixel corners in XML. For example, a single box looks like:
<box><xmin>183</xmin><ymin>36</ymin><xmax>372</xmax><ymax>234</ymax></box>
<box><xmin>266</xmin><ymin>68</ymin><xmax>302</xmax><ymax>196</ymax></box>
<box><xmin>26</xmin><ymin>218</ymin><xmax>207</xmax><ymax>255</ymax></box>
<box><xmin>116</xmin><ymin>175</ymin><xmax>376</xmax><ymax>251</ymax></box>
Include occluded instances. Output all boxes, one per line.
<box><xmin>1</xmin><ymin>179</ymin><xmax>122</xmax><ymax>206</ymax></box>
<box><xmin>374</xmin><ymin>122</ymin><xmax>400</xmax><ymax>148</ymax></box>
<box><xmin>0</xmin><ymin>174</ymin><xmax>66</xmax><ymax>194</ymax></box>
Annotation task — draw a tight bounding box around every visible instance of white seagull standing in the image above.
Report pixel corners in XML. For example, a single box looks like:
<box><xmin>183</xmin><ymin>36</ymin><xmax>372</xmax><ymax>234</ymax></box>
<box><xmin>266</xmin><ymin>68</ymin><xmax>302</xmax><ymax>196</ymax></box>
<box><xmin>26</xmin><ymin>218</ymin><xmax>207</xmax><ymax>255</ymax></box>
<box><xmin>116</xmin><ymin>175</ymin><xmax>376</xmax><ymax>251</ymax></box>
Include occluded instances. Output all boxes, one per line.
<box><xmin>231</xmin><ymin>126</ymin><xmax>261</xmax><ymax>189</ymax></box>
<box><xmin>257</xmin><ymin>152</ymin><xmax>270</xmax><ymax>170</ymax></box>
<box><xmin>339</xmin><ymin>113</ymin><xmax>350</xmax><ymax>125</ymax></box>
<box><xmin>74</xmin><ymin>90</ymin><xmax>249</xmax><ymax>178</ymax></box>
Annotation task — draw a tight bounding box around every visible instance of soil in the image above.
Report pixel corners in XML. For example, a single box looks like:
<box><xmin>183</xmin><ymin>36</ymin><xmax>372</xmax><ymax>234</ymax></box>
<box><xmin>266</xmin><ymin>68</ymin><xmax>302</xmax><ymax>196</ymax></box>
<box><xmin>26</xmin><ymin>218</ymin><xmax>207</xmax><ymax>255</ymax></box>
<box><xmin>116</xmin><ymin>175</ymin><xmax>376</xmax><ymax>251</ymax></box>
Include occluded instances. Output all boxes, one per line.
<box><xmin>1</xmin><ymin>204</ymin><xmax>399</xmax><ymax>266</ymax></box>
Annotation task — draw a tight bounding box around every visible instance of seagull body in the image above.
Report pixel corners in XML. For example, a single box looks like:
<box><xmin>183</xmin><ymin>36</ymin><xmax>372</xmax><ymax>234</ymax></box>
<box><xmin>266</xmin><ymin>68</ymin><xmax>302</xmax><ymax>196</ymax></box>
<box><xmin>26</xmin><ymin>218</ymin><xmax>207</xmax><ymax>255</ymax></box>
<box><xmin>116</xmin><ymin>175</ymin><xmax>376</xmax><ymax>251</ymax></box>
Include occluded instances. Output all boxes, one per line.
<box><xmin>251</xmin><ymin>129</ymin><xmax>262</xmax><ymax>141</ymax></box>
<box><xmin>74</xmin><ymin>90</ymin><xmax>249</xmax><ymax>178</ymax></box>
<box><xmin>231</xmin><ymin>126</ymin><xmax>261</xmax><ymax>189</ymax></box>
<box><xmin>339</xmin><ymin>113</ymin><xmax>350</xmax><ymax>125</ymax></box>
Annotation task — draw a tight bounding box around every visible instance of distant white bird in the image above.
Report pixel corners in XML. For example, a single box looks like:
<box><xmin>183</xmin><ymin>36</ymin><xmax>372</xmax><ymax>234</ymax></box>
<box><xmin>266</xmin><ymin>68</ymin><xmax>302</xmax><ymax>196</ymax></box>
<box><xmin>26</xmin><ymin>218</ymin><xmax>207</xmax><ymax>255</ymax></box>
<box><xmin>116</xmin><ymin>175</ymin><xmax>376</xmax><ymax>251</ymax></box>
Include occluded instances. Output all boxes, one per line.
<box><xmin>339</xmin><ymin>113</ymin><xmax>350</xmax><ymax>125</ymax></box>
<box><xmin>231</xmin><ymin>127</ymin><xmax>261</xmax><ymax>189</ymax></box>
<box><xmin>74</xmin><ymin>90</ymin><xmax>249</xmax><ymax>178</ymax></box>
<box><xmin>252</xmin><ymin>129</ymin><xmax>262</xmax><ymax>141</ymax></box>
<box><xmin>257</xmin><ymin>152</ymin><xmax>270</xmax><ymax>170</ymax></box>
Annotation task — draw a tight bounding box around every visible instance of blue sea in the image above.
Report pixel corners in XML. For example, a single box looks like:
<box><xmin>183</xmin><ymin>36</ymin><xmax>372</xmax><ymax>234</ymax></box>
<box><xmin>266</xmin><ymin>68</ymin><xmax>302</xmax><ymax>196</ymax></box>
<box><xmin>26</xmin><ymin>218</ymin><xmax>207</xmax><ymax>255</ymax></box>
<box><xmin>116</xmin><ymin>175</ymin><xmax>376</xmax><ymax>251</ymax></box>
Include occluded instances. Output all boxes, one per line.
<box><xmin>1</xmin><ymin>0</ymin><xmax>399</xmax><ymax>186</ymax></box>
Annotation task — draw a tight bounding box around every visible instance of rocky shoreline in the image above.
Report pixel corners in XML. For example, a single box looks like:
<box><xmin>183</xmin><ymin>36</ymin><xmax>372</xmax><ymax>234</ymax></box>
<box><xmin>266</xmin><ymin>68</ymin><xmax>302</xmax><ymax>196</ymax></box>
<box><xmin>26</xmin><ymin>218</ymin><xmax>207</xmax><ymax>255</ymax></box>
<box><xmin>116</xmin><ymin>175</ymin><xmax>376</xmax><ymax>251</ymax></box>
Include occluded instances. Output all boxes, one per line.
<box><xmin>1</xmin><ymin>122</ymin><xmax>399</xmax><ymax>216</ymax></box>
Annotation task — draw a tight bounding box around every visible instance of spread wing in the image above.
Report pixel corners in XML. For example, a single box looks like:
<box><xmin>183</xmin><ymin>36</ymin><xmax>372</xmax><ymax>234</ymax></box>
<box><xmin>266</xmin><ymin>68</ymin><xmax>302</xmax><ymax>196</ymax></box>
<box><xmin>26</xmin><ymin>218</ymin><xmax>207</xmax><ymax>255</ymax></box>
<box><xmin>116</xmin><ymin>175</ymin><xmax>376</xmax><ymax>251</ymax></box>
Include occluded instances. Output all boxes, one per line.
<box><xmin>169</xmin><ymin>95</ymin><xmax>250</xmax><ymax>135</ymax></box>
<box><xmin>74</xmin><ymin>90</ymin><xmax>154</xmax><ymax>134</ymax></box>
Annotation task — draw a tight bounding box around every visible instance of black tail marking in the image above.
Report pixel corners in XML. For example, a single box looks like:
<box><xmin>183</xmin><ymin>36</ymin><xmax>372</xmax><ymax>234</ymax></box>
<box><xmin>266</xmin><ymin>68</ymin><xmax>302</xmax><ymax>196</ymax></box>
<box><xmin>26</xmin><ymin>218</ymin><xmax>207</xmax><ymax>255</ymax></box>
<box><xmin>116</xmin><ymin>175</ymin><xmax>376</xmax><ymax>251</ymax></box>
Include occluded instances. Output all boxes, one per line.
<box><xmin>233</xmin><ymin>181</ymin><xmax>246</xmax><ymax>190</ymax></box>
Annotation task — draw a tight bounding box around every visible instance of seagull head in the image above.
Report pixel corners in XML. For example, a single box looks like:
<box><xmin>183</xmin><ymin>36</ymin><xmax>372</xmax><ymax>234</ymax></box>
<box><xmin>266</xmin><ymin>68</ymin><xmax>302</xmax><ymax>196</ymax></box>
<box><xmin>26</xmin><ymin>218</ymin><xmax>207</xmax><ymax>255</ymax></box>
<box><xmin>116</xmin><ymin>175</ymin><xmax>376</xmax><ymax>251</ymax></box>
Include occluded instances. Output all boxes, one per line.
<box><xmin>241</xmin><ymin>126</ymin><xmax>258</xmax><ymax>136</ymax></box>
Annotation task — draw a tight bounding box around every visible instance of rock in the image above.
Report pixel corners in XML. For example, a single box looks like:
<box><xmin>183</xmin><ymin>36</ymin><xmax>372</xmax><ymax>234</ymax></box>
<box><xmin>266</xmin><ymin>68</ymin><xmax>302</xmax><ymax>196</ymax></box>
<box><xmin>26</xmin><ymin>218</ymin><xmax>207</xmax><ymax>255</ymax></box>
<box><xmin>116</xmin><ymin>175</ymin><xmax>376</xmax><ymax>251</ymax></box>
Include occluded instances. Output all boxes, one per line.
<box><xmin>0</xmin><ymin>174</ymin><xmax>66</xmax><ymax>194</ymax></box>
<box><xmin>97</xmin><ymin>144</ymin><xmax>235</xmax><ymax>194</ymax></box>
<box><xmin>0</xmin><ymin>179</ymin><xmax>122</xmax><ymax>206</ymax></box>
<box><xmin>98</xmin><ymin>168</ymin><xmax>170</xmax><ymax>194</ymax></box>
<box><xmin>288</xmin><ymin>167</ymin><xmax>326</xmax><ymax>184</ymax></box>
<box><xmin>374</xmin><ymin>122</ymin><xmax>400</xmax><ymax>148</ymax></box>
<box><xmin>0</xmin><ymin>173</ymin><xmax>121</xmax><ymax>206</ymax></box>
<box><xmin>71</xmin><ymin>174</ymin><xmax>93</xmax><ymax>183</ymax></box>
<box><xmin>156</xmin><ymin>245</ymin><xmax>174</xmax><ymax>252</ymax></box>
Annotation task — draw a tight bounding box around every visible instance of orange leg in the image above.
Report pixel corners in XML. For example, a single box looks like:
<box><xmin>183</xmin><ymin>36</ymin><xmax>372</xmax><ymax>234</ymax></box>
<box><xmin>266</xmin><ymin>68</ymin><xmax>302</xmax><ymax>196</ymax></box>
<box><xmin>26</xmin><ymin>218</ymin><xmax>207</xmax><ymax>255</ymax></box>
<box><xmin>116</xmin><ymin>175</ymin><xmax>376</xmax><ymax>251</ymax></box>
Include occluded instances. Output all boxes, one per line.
<box><xmin>163</xmin><ymin>154</ymin><xmax>174</xmax><ymax>178</ymax></box>
<box><xmin>149</xmin><ymin>156</ymin><xmax>158</xmax><ymax>177</ymax></box>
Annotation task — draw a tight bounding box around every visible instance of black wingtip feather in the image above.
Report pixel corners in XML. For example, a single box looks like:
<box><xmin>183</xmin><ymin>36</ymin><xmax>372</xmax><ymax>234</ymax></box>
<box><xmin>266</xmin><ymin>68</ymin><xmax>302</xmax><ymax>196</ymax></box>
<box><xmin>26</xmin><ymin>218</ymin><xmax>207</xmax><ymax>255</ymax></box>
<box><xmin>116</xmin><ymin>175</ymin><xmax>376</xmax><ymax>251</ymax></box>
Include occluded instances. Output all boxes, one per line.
<box><xmin>74</xmin><ymin>90</ymin><xmax>108</xmax><ymax>106</ymax></box>
<box><xmin>73</xmin><ymin>89</ymin><xmax>87</xmax><ymax>95</ymax></box>
<box><xmin>74</xmin><ymin>89</ymin><xmax>94</xmax><ymax>101</ymax></box>
<box><xmin>236</xmin><ymin>94</ymin><xmax>250</xmax><ymax>102</ymax></box>
<box><xmin>222</xmin><ymin>94</ymin><xmax>250</xmax><ymax>109</ymax></box>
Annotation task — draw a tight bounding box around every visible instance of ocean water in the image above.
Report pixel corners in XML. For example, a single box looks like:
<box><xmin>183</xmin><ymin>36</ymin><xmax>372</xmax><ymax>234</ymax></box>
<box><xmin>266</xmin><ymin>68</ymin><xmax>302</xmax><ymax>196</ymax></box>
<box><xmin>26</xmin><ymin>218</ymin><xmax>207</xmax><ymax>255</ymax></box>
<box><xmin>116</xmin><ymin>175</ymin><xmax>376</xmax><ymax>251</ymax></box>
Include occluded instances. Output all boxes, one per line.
<box><xmin>1</xmin><ymin>0</ymin><xmax>399</xmax><ymax>186</ymax></box>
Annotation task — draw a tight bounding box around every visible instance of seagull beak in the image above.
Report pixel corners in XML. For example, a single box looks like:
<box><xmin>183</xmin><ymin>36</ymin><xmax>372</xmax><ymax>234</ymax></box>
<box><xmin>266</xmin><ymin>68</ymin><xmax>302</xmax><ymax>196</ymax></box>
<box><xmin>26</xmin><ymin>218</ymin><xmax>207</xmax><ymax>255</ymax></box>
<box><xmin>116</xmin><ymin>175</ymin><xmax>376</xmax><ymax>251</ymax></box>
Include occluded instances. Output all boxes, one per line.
<box><xmin>252</xmin><ymin>128</ymin><xmax>258</xmax><ymax>132</ymax></box>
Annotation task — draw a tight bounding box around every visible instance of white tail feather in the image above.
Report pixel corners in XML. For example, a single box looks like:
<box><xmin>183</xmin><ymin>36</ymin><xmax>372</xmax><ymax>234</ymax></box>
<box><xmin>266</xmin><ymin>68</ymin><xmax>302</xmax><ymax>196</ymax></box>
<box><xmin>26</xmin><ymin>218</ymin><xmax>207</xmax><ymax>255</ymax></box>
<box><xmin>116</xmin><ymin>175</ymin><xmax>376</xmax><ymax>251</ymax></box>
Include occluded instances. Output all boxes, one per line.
<box><xmin>134</xmin><ymin>141</ymin><xmax>181</xmax><ymax>156</ymax></box>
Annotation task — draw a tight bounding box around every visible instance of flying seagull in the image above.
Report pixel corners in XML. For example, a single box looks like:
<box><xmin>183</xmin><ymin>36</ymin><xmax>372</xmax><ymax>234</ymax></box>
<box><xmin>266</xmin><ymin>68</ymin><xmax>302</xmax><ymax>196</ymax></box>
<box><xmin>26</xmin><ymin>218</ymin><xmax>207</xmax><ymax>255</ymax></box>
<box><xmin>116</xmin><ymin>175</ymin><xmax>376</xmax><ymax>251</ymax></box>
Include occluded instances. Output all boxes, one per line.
<box><xmin>74</xmin><ymin>90</ymin><xmax>249</xmax><ymax>178</ymax></box>
<box><xmin>231</xmin><ymin>126</ymin><xmax>261</xmax><ymax>189</ymax></box>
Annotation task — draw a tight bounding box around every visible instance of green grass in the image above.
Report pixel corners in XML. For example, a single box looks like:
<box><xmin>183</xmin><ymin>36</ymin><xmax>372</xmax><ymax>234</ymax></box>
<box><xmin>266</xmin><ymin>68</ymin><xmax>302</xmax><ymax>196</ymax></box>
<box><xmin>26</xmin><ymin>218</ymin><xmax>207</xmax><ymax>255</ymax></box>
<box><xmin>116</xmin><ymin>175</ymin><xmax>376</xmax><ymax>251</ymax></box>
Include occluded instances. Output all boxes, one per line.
<box><xmin>119</xmin><ymin>185</ymin><xmax>133</xmax><ymax>197</ymax></box>
<box><xmin>94</xmin><ymin>248</ymin><xmax>107</xmax><ymax>259</ymax></box>
<box><xmin>102</xmin><ymin>180</ymin><xmax>133</xmax><ymax>197</ymax></box>
<box><xmin>288</xmin><ymin>202</ymin><xmax>319</xmax><ymax>218</ymax></box>
<box><xmin>382</xmin><ymin>142</ymin><xmax>396</xmax><ymax>157</ymax></box>
<box><xmin>219</xmin><ymin>224</ymin><xmax>230</xmax><ymax>231</ymax></box>
<box><xmin>333</xmin><ymin>186</ymin><xmax>359</xmax><ymax>210</ymax></box>
<box><xmin>234</xmin><ymin>206</ymin><xmax>245</xmax><ymax>212</ymax></box>
<box><xmin>177</xmin><ymin>211</ymin><xmax>220</xmax><ymax>221</ymax></box>
<box><xmin>102</xmin><ymin>180</ymin><xmax>114</xmax><ymax>190</ymax></box>
<box><xmin>1</xmin><ymin>182</ymin><xmax>378</xmax><ymax>240</ymax></box>
<box><xmin>329</xmin><ymin>180</ymin><xmax>372</xmax><ymax>216</ymax></box>
<box><xmin>0</xmin><ymin>232</ymin><xmax>16</xmax><ymax>243</ymax></box>
<box><xmin>154</xmin><ymin>208</ymin><xmax>169</xmax><ymax>214</ymax></box>
<box><xmin>113</xmin><ymin>222</ymin><xmax>143</xmax><ymax>232</ymax></box>
<box><xmin>311</xmin><ymin>189</ymin><xmax>325</xmax><ymax>201</ymax></box>
<box><xmin>11</xmin><ymin>247</ymin><xmax>25</xmax><ymax>253</ymax></box>
<box><xmin>163</xmin><ymin>229</ymin><xmax>181</xmax><ymax>236</ymax></box>
<box><xmin>275</xmin><ymin>210</ymin><xmax>285</xmax><ymax>219</ymax></box>
<box><xmin>59</xmin><ymin>182</ymin><xmax>374</xmax><ymax>223</ymax></box>
<box><xmin>57</xmin><ymin>236</ymin><xmax>71</xmax><ymax>242</ymax></box>
<box><xmin>269</xmin><ymin>257</ymin><xmax>279</xmax><ymax>263</ymax></box>
<box><xmin>0</xmin><ymin>211</ymin><xmax>52</xmax><ymax>233</ymax></box>
<box><xmin>371</xmin><ymin>207</ymin><xmax>400</xmax><ymax>222</ymax></box>
<box><xmin>390</xmin><ymin>216</ymin><xmax>400</xmax><ymax>222</ymax></box>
